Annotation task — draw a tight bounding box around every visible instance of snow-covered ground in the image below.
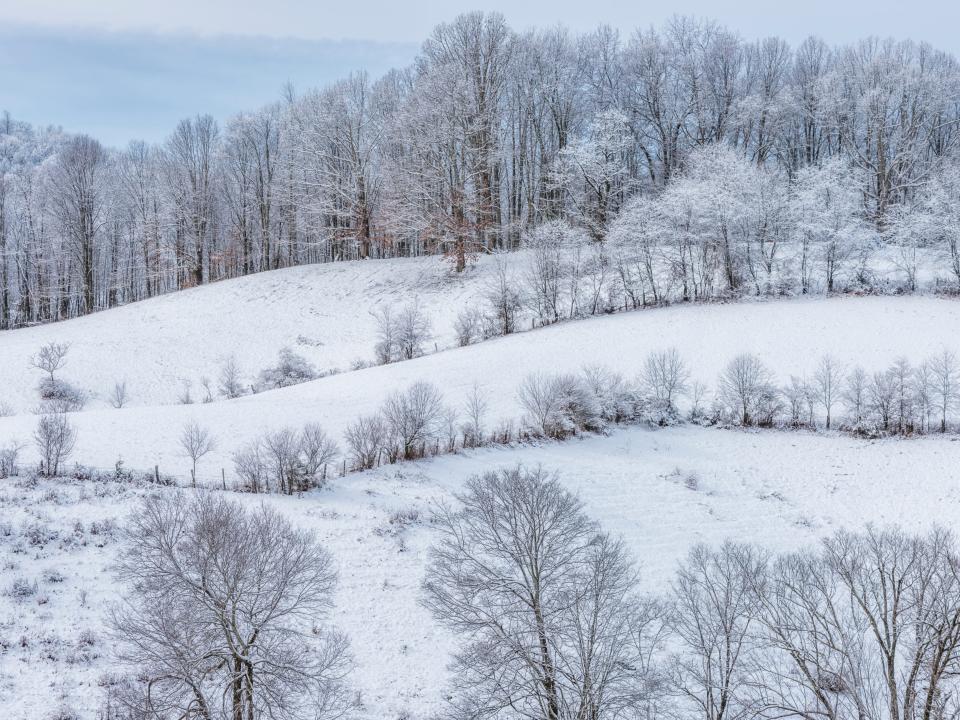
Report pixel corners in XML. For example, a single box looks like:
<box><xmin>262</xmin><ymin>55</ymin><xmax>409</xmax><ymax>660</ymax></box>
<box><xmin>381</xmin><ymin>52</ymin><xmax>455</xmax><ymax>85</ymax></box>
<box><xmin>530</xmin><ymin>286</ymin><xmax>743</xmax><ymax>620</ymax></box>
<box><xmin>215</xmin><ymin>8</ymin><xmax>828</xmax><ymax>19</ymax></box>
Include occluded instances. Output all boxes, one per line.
<box><xmin>2</xmin><ymin>253</ymin><xmax>960</xmax><ymax>719</ymax></box>
<box><xmin>1</xmin><ymin>289</ymin><xmax>957</xmax><ymax>479</ymax></box>
<box><xmin>0</xmin><ymin>254</ymin><xmax>501</xmax><ymax>413</ymax></box>
<box><xmin>2</xmin><ymin>425</ymin><xmax>959</xmax><ymax>720</ymax></box>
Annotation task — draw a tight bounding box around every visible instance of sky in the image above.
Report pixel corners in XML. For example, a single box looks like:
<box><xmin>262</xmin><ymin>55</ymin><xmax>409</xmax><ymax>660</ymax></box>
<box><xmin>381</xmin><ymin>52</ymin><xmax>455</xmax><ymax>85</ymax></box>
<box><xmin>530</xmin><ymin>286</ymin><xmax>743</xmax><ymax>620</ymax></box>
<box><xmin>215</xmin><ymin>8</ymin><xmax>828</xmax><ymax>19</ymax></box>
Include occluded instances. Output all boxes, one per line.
<box><xmin>2</xmin><ymin>0</ymin><xmax>959</xmax><ymax>147</ymax></box>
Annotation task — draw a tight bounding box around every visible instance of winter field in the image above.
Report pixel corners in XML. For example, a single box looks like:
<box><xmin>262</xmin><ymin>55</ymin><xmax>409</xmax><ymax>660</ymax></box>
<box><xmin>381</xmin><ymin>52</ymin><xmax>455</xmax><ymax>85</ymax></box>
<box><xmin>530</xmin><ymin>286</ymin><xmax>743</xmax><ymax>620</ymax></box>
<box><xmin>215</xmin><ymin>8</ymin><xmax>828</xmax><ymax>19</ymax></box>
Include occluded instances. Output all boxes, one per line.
<box><xmin>2</xmin><ymin>253</ymin><xmax>960</xmax><ymax>720</ymax></box>
<box><xmin>3</xmin><ymin>426</ymin><xmax>960</xmax><ymax>720</ymax></box>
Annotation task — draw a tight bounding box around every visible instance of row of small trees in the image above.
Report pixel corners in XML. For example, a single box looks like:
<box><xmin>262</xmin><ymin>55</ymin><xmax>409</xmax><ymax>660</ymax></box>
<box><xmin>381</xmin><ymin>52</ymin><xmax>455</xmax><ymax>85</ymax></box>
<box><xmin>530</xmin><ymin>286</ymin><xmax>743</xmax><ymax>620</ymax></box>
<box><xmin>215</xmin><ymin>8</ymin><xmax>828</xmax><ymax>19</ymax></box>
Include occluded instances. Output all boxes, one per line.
<box><xmin>517</xmin><ymin>349</ymin><xmax>960</xmax><ymax>439</ymax></box>
<box><xmin>15</xmin><ymin>345</ymin><xmax>960</xmax><ymax>489</ymax></box>
<box><xmin>425</xmin><ymin>466</ymin><xmax>960</xmax><ymax>720</ymax></box>
<box><xmin>228</xmin><ymin>346</ymin><xmax>959</xmax><ymax>491</ymax></box>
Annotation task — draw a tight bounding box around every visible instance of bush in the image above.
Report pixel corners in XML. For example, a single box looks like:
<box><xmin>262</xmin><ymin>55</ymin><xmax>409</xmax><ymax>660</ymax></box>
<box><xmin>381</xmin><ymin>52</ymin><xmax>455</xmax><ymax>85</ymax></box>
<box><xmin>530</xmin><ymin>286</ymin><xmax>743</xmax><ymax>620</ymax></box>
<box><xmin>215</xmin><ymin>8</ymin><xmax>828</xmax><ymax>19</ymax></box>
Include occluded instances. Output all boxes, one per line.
<box><xmin>8</xmin><ymin>577</ymin><xmax>37</xmax><ymax>601</ymax></box>
<box><xmin>235</xmin><ymin>423</ymin><xmax>339</xmax><ymax>494</ymax></box>
<box><xmin>38</xmin><ymin>376</ymin><xmax>87</xmax><ymax>411</ymax></box>
<box><xmin>580</xmin><ymin>365</ymin><xmax>636</xmax><ymax>423</ymax></box>
<box><xmin>344</xmin><ymin>414</ymin><xmax>389</xmax><ymax>470</ymax></box>
<box><xmin>258</xmin><ymin>347</ymin><xmax>317</xmax><ymax>390</ymax></box>
<box><xmin>454</xmin><ymin>307</ymin><xmax>485</xmax><ymax>347</ymax></box>
<box><xmin>518</xmin><ymin>372</ymin><xmax>605</xmax><ymax>438</ymax></box>
<box><xmin>382</xmin><ymin>382</ymin><xmax>445</xmax><ymax>460</ymax></box>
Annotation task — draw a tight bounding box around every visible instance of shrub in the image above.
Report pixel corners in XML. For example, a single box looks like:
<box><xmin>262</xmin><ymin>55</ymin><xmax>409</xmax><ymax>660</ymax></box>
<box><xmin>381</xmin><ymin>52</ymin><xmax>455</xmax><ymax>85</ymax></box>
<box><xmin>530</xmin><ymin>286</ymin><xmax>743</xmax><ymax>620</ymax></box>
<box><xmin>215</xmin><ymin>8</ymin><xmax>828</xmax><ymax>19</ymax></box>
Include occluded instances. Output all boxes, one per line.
<box><xmin>258</xmin><ymin>347</ymin><xmax>317</xmax><ymax>390</ymax></box>
<box><xmin>8</xmin><ymin>577</ymin><xmax>37</xmax><ymax>601</ymax></box>
<box><xmin>518</xmin><ymin>372</ymin><xmax>601</xmax><ymax>438</ymax></box>
<box><xmin>38</xmin><ymin>376</ymin><xmax>87</xmax><ymax>411</ymax></box>
<box><xmin>344</xmin><ymin>414</ymin><xmax>389</xmax><ymax>471</ymax></box>
<box><xmin>109</xmin><ymin>380</ymin><xmax>128</xmax><ymax>409</ymax></box>
<box><xmin>454</xmin><ymin>307</ymin><xmax>485</xmax><ymax>347</ymax></box>
<box><xmin>382</xmin><ymin>382</ymin><xmax>445</xmax><ymax>460</ymax></box>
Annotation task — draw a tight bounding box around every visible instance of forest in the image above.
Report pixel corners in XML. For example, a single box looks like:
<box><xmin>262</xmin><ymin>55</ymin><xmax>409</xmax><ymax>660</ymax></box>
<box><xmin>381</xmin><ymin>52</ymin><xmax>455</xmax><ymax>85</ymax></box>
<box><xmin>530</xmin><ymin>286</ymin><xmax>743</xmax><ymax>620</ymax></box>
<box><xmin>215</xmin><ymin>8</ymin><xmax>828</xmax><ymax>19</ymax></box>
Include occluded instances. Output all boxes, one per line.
<box><xmin>2</xmin><ymin>12</ymin><xmax>960</xmax><ymax>326</ymax></box>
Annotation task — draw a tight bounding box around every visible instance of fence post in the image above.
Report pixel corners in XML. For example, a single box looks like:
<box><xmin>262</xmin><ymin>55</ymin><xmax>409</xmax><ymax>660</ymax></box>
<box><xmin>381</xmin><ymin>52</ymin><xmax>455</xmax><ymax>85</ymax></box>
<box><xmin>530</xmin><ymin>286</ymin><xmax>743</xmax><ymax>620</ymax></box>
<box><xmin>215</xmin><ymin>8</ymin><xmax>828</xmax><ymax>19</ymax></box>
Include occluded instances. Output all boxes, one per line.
<box><xmin>221</xmin><ymin>468</ymin><xmax>226</xmax><ymax>491</ymax></box>
<box><xmin>154</xmin><ymin>465</ymin><xmax>159</xmax><ymax>484</ymax></box>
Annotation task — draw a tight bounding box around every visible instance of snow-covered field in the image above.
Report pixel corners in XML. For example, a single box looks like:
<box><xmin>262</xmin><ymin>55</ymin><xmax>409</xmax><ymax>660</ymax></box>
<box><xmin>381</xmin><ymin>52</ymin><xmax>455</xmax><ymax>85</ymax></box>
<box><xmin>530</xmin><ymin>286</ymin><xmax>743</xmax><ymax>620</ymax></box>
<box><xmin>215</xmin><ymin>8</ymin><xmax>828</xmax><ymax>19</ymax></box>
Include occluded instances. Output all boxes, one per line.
<box><xmin>2</xmin><ymin>425</ymin><xmax>959</xmax><ymax>720</ymax></box>
<box><xmin>2</xmin><ymin>254</ymin><xmax>960</xmax><ymax>719</ymax></box>
<box><xmin>0</xmin><ymin>280</ymin><xmax>957</xmax><ymax>478</ymax></box>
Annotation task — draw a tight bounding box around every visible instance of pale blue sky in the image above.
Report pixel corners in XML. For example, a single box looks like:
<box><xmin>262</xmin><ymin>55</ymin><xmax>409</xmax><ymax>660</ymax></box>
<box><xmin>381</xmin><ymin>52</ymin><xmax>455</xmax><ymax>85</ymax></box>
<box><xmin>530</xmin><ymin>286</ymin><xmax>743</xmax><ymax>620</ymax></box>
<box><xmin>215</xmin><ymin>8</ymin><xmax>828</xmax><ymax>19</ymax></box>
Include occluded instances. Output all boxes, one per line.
<box><xmin>2</xmin><ymin>0</ymin><xmax>958</xmax><ymax>147</ymax></box>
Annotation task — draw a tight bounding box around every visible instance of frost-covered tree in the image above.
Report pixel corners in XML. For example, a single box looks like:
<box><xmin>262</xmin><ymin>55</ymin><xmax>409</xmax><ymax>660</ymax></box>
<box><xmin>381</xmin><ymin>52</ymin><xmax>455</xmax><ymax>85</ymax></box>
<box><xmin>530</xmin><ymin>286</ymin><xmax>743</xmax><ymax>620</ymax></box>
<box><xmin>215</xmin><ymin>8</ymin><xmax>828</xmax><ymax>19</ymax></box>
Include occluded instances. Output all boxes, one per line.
<box><xmin>113</xmin><ymin>493</ymin><xmax>351</xmax><ymax>720</ymax></box>
<box><xmin>424</xmin><ymin>467</ymin><xmax>663</xmax><ymax>720</ymax></box>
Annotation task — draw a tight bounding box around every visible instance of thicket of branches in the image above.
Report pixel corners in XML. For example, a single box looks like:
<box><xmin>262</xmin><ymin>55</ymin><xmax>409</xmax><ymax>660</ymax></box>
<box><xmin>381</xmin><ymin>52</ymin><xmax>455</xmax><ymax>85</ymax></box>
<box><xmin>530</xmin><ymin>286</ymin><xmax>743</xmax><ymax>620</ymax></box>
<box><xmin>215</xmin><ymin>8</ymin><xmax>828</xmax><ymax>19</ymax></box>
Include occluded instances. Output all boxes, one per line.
<box><xmin>3</xmin><ymin>13</ymin><xmax>960</xmax><ymax>326</ymax></box>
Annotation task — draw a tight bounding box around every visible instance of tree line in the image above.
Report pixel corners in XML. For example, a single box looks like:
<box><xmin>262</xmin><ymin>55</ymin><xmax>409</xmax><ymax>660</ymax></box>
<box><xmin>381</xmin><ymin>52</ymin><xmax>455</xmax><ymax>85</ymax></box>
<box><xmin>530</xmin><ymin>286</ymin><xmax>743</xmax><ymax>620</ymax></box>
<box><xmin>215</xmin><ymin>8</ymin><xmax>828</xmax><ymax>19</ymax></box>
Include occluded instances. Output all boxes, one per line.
<box><xmin>3</xmin><ymin>12</ymin><xmax>960</xmax><ymax>326</ymax></box>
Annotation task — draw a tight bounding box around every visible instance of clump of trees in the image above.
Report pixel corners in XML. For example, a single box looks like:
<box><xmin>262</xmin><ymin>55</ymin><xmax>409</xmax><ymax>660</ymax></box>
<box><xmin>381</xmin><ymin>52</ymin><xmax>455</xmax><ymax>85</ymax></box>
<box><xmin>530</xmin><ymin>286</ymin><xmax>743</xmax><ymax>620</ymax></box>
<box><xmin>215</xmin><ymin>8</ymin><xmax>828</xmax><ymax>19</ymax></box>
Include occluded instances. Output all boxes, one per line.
<box><xmin>6</xmin><ymin>15</ymin><xmax>960</xmax><ymax>329</ymax></box>
<box><xmin>233</xmin><ymin>423</ymin><xmax>339</xmax><ymax>494</ymax></box>
<box><xmin>112</xmin><ymin>493</ymin><xmax>351</xmax><ymax>720</ymax></box>
<box><xmin>424</xmin><ymin>465</ymin><xmax>960</xmax><ymax>720</ymax></box>
<box><xmin>373</xmin><ymin>301</ymin><xmax>432</xmax><ymax>364</ymax></box>
<box><xmin>343</xmin><ymin>381</ymin><xmax>451</xmax><ymax>470</ymax></box>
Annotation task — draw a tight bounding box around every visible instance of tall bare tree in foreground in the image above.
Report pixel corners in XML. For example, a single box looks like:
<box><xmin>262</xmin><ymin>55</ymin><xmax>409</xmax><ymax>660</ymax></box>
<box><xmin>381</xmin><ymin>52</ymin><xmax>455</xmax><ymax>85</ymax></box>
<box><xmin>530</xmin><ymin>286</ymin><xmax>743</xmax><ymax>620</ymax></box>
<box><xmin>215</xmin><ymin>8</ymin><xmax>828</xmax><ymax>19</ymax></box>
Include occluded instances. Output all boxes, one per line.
<box><xmin>112</xmin><ymin>492</ymin><xmax>351</xmax><ymax>720</ymax></box>
<box><xmin>423</xmin><ymin>466</ymin><xmax>664</xmax><ymax>720</ymax></box>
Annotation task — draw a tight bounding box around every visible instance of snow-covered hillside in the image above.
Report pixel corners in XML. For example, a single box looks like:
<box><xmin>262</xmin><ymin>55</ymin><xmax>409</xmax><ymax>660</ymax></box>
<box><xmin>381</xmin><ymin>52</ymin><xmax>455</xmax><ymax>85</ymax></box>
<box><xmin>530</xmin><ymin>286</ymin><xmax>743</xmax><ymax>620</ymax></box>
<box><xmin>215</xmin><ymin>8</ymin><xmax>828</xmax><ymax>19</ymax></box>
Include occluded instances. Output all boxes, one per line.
<box><xmin>0</xmin><ymin>254</ymin><xmax>500</xmax><ymax>413</ymax></box>
<box><xmin>1</xmin><ymin>286</ymin><xmax>957</xmax><ymax>478</ymax></box>
<box><xmin>3</xmin><ymin>251</ymin><xmax>960</xmax><ymax>720</ymax></box>
<box><xmin>2</xmin><ymin>425</ymin><xmax>959</xmax><ymax>720</ymax></box>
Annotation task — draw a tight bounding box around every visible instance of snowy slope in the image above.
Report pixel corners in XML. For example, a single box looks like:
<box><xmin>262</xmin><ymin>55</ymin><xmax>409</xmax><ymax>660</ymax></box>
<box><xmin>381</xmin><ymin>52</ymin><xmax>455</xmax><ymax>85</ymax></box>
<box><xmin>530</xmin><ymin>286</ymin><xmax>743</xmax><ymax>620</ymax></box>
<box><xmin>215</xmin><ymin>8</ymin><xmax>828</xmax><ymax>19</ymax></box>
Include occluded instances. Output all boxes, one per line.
<box><xmin>0</xmin><ymin>254</ymin><xmax>500</xmax><ymax>412</ymax></box>
<box><xmin>0</xmin><ymin>293</ymin><xmax>957</xmax><ymax>479</ymax></box>
<box><xmin>3</xmin><ymin>425</ymin><xmax>959</xmax><ymax>720</ymax></box>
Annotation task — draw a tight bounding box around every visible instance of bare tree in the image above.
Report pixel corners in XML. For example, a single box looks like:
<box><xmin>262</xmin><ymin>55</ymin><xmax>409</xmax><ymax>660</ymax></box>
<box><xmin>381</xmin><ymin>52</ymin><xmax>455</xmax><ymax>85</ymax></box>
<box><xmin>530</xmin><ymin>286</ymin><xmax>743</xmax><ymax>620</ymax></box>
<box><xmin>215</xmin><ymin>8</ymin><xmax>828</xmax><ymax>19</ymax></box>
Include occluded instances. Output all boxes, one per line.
<box><xmin>34</xmin><ymin>412</ymin><xmax>77</xmax><ymax>476</ymax></box>
<box><xmin>218</xmin><ymin>355</ymin><xmax>244</xmax><ymax>399</ymax></box>
<box><xmin>396</xmin><ymin>300</ymin><xmax>432</xmax><ymax>360</ymax></box>
<box><xmin>842</xmin><ymin>365</ymin><xmax>867</xmax><ymax>427</ymax></box>
<box><xmin>717</xmin><ymin>354</ymin><xmax>777</xmax><ymax>426</ymax></box>
<box><xmin>179</xmin><ymin>420</ymin><xmax>216</xmax><ymax>485</ymax></box>
<box><xmin>461</xmin><ymin>382</ymin><xmax>489</xmax><ymax>447</ymax></box>
<box><xmin>930</xmin><ymin>348</ymin><xmax>960</xmax><ymax>432</ymax></box>
<box><xmin>423</xmin><ymin>466</ymin><xmax>663</xmax><ymax>720</ymax></box>
<box><xmin>112</xmin><ymin>493</ymin><xmax>352</xmax><ymax>720</ymax></box>
<box><xmin>754</xmin><ymin>527</ymin><xmax>960</xmax><ymax>720</ymax></box>
<box><xmin>642</xmin><ymin>347</ymin><xmax>690</xmax><ymax>412</ymax></box>
<box><xmin>372</xmin><ymin>305</ymin><xmax>398</xmax><ymax>364</ymax></box>
<box><xmin>813</xmin><ymin>354</ymin><xmax>844</xmax><ymax>429</ymax></box>
<box><xmin>485</xmin><ymin>261</ymin><xmax>524</xmax><ymax>336</ymax></box>
<box><xmin>670</xmin><ymin>542</ymin><xmax>768</xmax><ymax>720</ymax></box>
<box><xmin>344</xmin><ymin>414</ymin><xmax>388</xmax><ymax>470</ymax></box>
<box><xmin>109</xmin><ymin>380</ymin><xmax>129</xmax><ymax>409</ymax></box>
<box><xmin>31</xmin><ymin>341</ymin><xmax>70</xmax><ymax>383</ymax></box>
<box><xmin>382</xmin><ymin>382</ymin><xmax>444</xmax><ymax>460</ymax></box>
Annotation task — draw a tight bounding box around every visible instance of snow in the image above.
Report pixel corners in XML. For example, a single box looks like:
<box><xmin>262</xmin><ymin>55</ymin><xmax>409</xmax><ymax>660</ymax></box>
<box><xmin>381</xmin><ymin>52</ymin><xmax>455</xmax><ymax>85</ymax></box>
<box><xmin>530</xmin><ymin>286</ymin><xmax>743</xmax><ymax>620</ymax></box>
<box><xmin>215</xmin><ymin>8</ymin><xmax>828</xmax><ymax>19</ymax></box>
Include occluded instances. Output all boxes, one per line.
<box><xmin>1</xmin><ymin>280</ymin><xmax>958</xmax><ymax>479</ymax></box>
<box><xmin>0</xmin><ymin>254</ymin><xmax>500</xmax><ymax>413</ymax></box>
<box><xmin>2</xmin><ymin>255</ymin><xmax>960</xmax><ymax>718</ymax></box>
<box><xmin>2</xmin><ymin>425</ymin><xmax>959</xmax><ymax>720</ymax></box>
